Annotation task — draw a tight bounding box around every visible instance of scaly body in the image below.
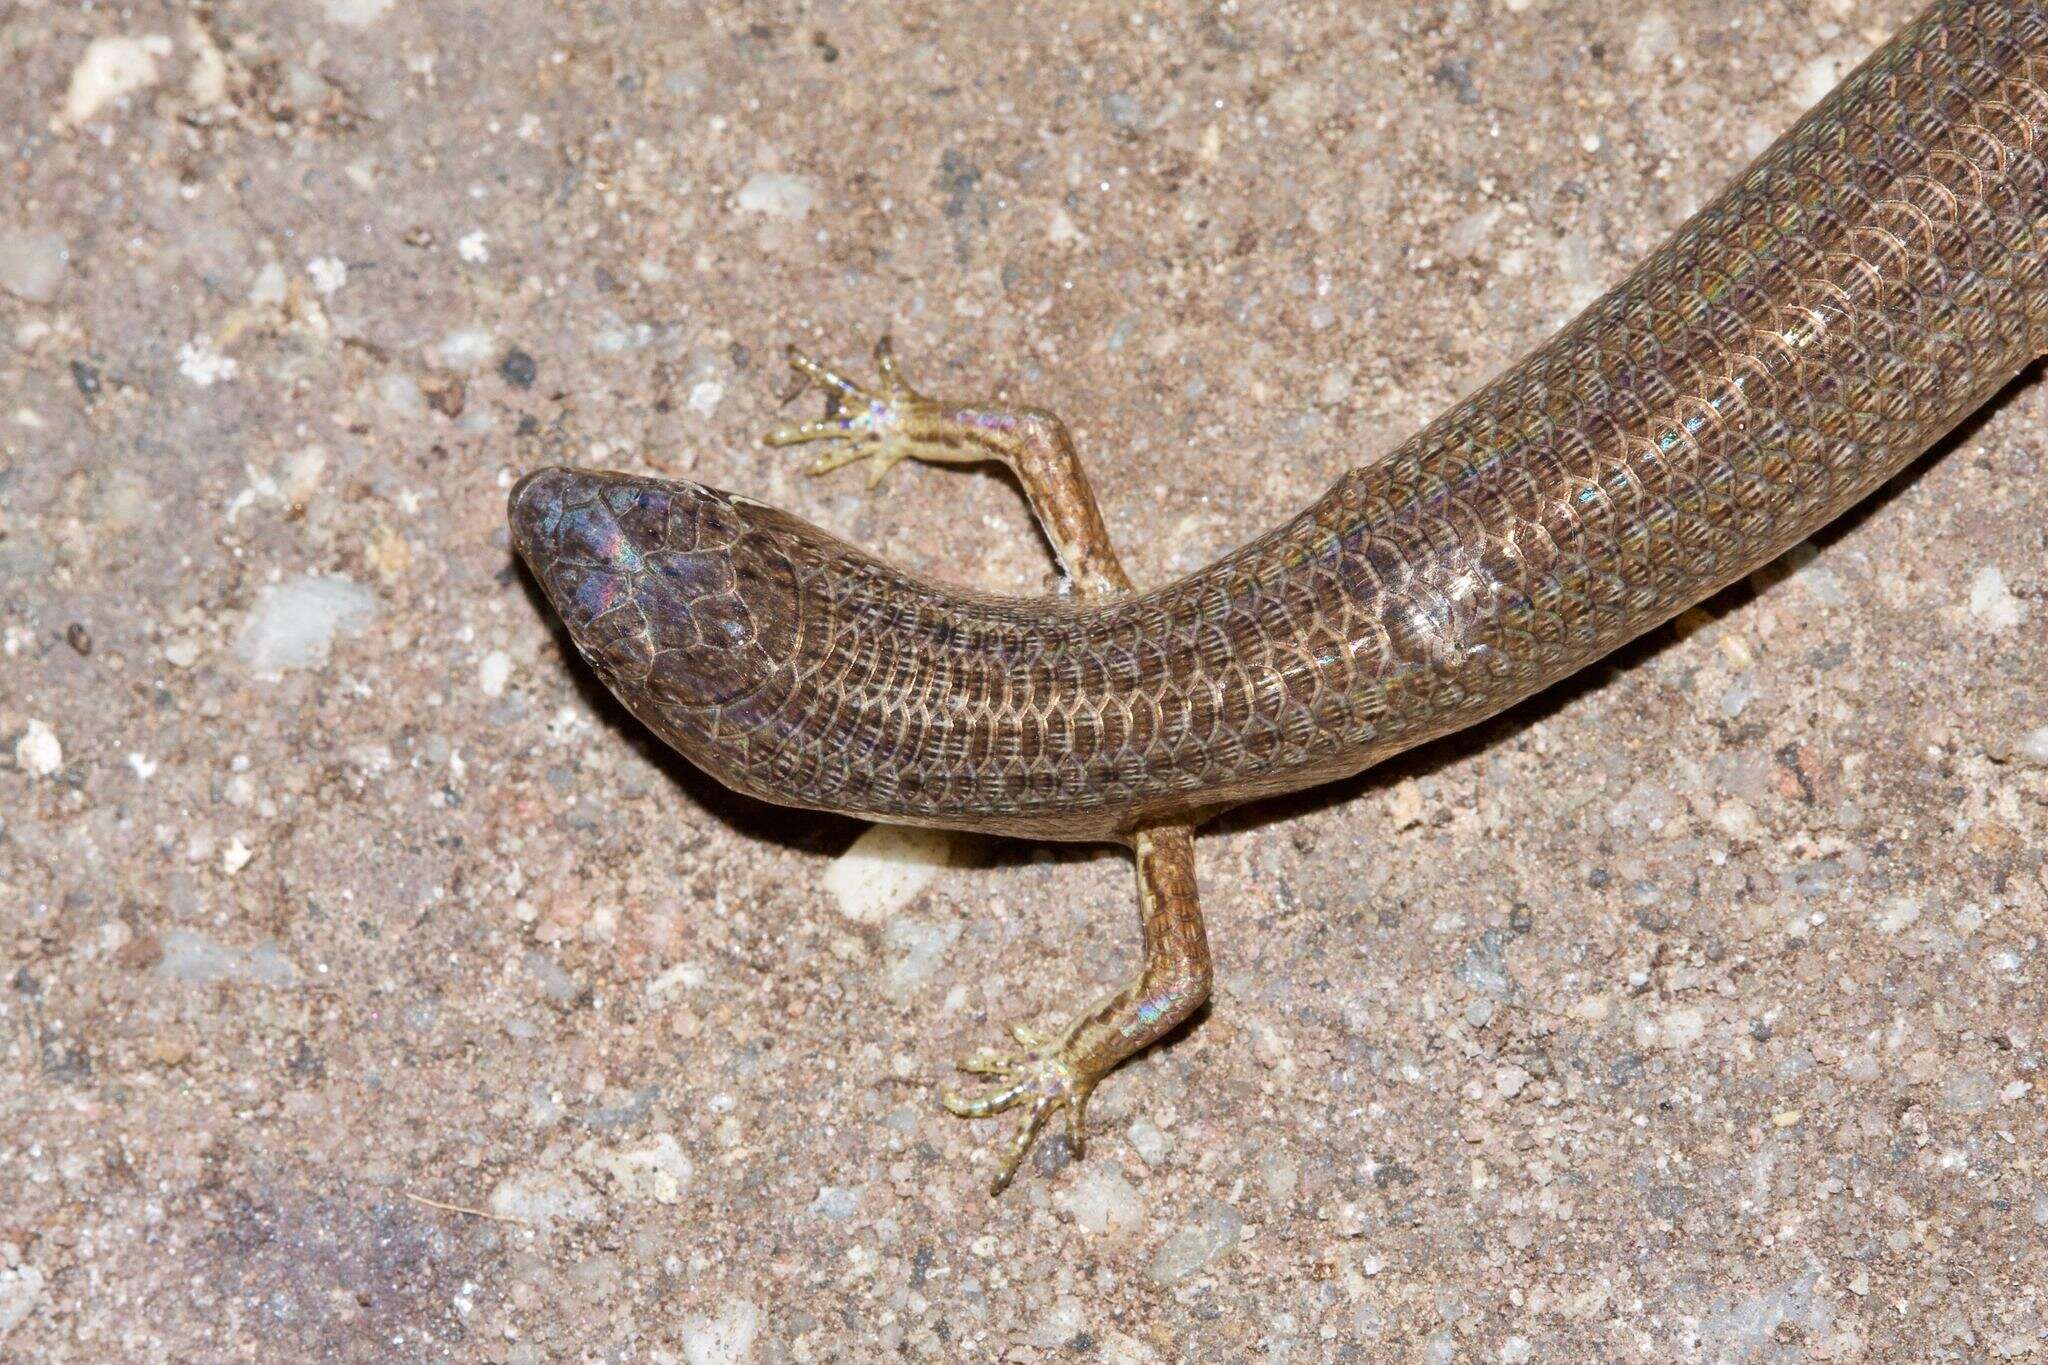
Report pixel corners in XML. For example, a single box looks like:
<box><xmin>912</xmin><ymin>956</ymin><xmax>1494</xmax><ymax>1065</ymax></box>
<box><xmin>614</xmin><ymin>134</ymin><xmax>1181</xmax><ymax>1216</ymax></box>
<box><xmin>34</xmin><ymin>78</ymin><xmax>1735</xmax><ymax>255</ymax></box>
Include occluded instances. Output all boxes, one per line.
<box><xmin>513</xmin><ymin>0</ymin><xmax>2048</xmax><ymax>1191</ymax></box>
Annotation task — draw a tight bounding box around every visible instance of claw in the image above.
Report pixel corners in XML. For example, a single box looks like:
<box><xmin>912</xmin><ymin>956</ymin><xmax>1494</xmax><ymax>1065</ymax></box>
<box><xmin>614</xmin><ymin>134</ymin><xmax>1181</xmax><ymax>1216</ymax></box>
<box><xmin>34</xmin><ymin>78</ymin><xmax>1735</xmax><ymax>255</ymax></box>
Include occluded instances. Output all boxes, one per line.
<box><xmin>1009</xmin><ymin>1021</ymin><xmax>1053</xmax><ymax>1048</ymax></box>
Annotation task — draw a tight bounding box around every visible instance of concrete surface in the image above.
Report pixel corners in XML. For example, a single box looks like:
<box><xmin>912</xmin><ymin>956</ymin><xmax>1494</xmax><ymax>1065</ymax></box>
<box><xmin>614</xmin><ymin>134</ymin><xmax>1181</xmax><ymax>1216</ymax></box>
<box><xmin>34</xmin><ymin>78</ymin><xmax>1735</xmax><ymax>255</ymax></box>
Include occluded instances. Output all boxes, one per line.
<box><xmin>4</xmin><ymin>0</ymin><xmax>2046</xmax><ymax>1359</ymax></box>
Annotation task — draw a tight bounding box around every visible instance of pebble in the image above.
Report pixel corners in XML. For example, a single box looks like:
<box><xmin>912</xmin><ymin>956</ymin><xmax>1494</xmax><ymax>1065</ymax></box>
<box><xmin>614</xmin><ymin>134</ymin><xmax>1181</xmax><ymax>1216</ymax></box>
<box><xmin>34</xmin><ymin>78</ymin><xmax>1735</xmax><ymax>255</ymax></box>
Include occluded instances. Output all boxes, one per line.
<box><xmin>525</xmin><ymin>950</ymin><xmax>581</xmax><ymax>1002</ymax></box>
<box><xmin>735</xmin><ymin>172</ymin><xmax>820</xmax><ymax>221</ymax></box>
<box><xmin>477</xmin><ymin>650</ymin><xmax>513</xmax><ymax>697</ymax></box>
<box><xmin>487</xmin><ymin>1169</ymin><xmax>603</xmax><ymax>1229</ymax></box>
<box><xmin>233</xmin><ymin>574</ymin><xmax>377</xmax><ymax>675</ymax></box>
<box><xmin>1792</xmin><ymin>54</ymin><xmax>1853</xmax><ymax>108</ymax></box>
<box><xmin>2017</xmin><ymin>726</ymin><xmax>2048</xmax><ymax>766</ymax></box>
<box><xmin>1055</xmin><ymin>1166</ymin><xmax>1148</xmax><ymax>1235</ymax></box>
<box><xmin>0</xmin><ymin>231</ymin><xmax>67</xmax><ymax>304</ymax></box>
<box><xmin>1454</xmin><ymin>930</ymin><xmax>1519</xmax><ymax>1000</ymax></box>
<box><xmin>1494</xmin><ymin>1065</ymin><xmax>1531</xmax><ymax>1099</ymax></box>
<box><xmin>1655</xmin><ymin>1006</ymin><xmax>1707</xmax><ymax>1050</ymax></box>
<box><xmin>1875</xmin><ymin>897</ymin><xmax>1921</xmax><ymax>935</ymax></box>
<box><xmin>809</xmin><ymin>1185</ymin><xmax>860</xmax><ymax>1222</ymax></box>
<box><xmin>1718</xmin><ymin>675</ymin><xmax>1758</xmax><ymax>720</ymax></box>
<box><xmin>499</xmin><ymin>348</ymin><xmax>537</xmax><ymax>389</ymax></box>
<box><xmin>1627</xmin><ymin>13</ymin><xmax>1678</xmax><ymax>72</ymax></box>
<box><xmin>249</xmin><ymin>261</ymin><xmax>289</xmax><ymax>307</ymax></box>
<box><xmin>681</xmin><ymin>1300</ymin><xmax>762</xmax><ymax>1365</ymax></box>
<box><xmin>377</xmin><ymin>372</ymin><xmax>427</xmax><ymax>415</ymax></box>
<box><xmin>687</xmin><ymin>380</ymin><xmax>725</xmax><ymax>417</ymax></box>
<box><xmin>0</xmin><ymin>1263</ymin><xmax>43</xmax><ymax>1340</ymax></box>
<box><xmin>323</xmin><ymin>0</ymin><xmax>396</xmax><ymax>24</ymax></box>
<box><xmin>824</xmin><ymin>824</ymin><xmax>959</xmax><ymax>923</ymax></box>
<box><xmin>1028</xmin><ymin>1296</ymin><xmax>1088</xmax><ymax>1350</ymax></box>
<box><xmin>306</xmin><ymin>257</ymin><xmax>348</xmax><ymax>296</ymax></box>
<box><xmin>1968</xmin><ymin>566</ymin><xmax>2028</xmax><ymax>632</ymax></box>
<box><xmin>590</xmin><ymin>1134</ymin><xmax>692</xmax><ymax>1204</ymax></box>
<box><xmin>1942</xmin><ymin>1070</ymin><xmax>1997</xmax><ymax>1115</ymax></box>
<box><xmin>1259</xmin><ymin>1149</ymin><xmax>1300</xmax><ymax>1201</ymax></box>
<box><xmin>1147</xmin><ymin>1199</ymin><xmax>1243</xmax><ymax>1286</ymax></box>
<box><xmin>1126</xmin><ymin>1117</ymin><xmax>1170</xmax><ymax>1166</ymax></box>
<box><xmin>63</xmin><ymin>35</ymin><xmax>170</xmax><ymax>124</ymax></box>
<box><xmin>176</xmin><ymin>337</ymin><xmax>237</xmax><ymax>387</ymax></box>
<box><xmin>435</xmin><ymin>327</ymin><xmax>498</xmax><ymax>373</ymax></box>
<box><xmin>13</xmin><ymin>720</ymin><xmax>61</xmax><ymax>777</ymax></box>
<box><xmin>879</xmin><ymin>918</ymin><xmax>961</xmax><ymax>1001</ymax></box>
<box><xmin>155</xmin><ymin>930</ymin><xmax>298</xmax><ymax>988</ymax></box>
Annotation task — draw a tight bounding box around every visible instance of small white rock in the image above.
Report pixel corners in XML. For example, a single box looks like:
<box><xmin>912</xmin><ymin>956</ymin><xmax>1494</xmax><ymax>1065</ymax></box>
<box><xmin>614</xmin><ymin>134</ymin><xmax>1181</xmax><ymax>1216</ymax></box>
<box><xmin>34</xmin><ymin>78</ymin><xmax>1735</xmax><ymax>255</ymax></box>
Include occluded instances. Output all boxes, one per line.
<box><xmin>434</xmin><ymin>327</ymin><xmax>497</xmax><ymax>373</ymax></box>
<box><xmin>687</xmin><ymin>379</ymin><xmax>725</xmax><ymax>417</ymax></box>
<box><xmin>1126</xmin><ymin>1116</ymin><xmax>1171</xmax><ymax>1166</ymax></box>
<box><xmin>1494</xmin><ymin>1065</ymin><xmax>1531</xmax><ymax>1099</ymax></box>
<box><xmin>249</xmin><ymin>261</ymin><xmax>289</xmax><ymax>307</ymax></box>
<box><xmin>63</xmin><ymin>35</ymin><xmax>171</xmax><ymax>124</ymax></box>
<box><xmin>477</xmin><ymin>650</ymin><xmax>512</xmax><ymax>697</ymax></box>
<box><xmin>487</xmin><ymin>1170</ymin><xmax>602</xmax><ymax>1228</ymax></box>
<box><xmin>220</xmin><ymin>836</ymin><xmax>254</xmax><ymax>877</ymax></box>
<box><xmin>591</xmin><ymin>1134</ymin><xmax>692</xmax><ymax>1204</ymax></box>
<box><xmin>2020</xmin><ymin>727</ymin><xmax>2048</xmax><ymax>766</ymax></box>
<box><xmin>823</xmin><ymin>824</ymin><xmax>959</xmax><ymax>923</ymax></box>
<box><xmin>1793</xmin><ymin>53</ymin><xmax>1853</xmax><ymax>108</ymax></box>
<box><xmin>0</xmin><ymin>231</ymin><xmax>68</xmax><ymax>304</ymax></box>
<box><xmin>323</xmin><ymin>0</ymin><xmax>397</xmax><ymax>25</ymax></box>
<box><xmin>681</xmin><ymin>1300</ymin><xmax>762</xmax><ymax>1365</ymax></box>
<box><xmin>1055</xmin><ymin>1166</ymin><xmax>1148</xmax><ymax>1236</ymax></box>
<box><xmin>0</xmin><ymin>1263</ymin><xmax>44</xmax><ymax>1341</ymax></box>
<box><xmin>1658</xmin><ymin>1006</ymin><xmax>1707</xmax><ymax>1050</ymax></box>
<box><xmin>176</xmin><ymin>337</ymin><xmax>237</xmax><ymax>386</ymax></box>
<box><xmin>735</xmin><ymin>172</ymin><xmax>819</xmax><ymax>221</ymax></box>
<box><xmin>1968</xmin><ymin>566</ymin><xmax>2028</xmax><ymax>632</ymax></box>
<box><xmin>880</xmin><ymin>918</ymin><xmax>961</xmax><ymax>1001</ymax></box>
<box><xmin>233</xmin><ymin>574</ymin><xmax>378</xmax><ymax>675</ymax></box>
<box><xmin>457</xmin><ymin>230</ymin><xmax>491</xmax><ymax>263</ymax></box>
<box><xmin>14</xmin><ymin>720</ymin><xmax>62</xmax><ymax>777</ymax></box>
<box><xmin>307</xmin><ymin>256</ymin><xmax>348</xmax><ymax>296</ymax></box>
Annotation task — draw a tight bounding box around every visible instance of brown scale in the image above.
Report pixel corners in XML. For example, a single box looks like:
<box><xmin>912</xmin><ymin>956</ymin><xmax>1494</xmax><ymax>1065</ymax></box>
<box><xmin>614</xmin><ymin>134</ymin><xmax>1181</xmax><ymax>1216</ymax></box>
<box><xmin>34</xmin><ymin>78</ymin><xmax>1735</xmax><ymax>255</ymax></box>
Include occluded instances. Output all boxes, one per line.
<box><xmin>512</xmin><ymin>0</ymin><xmax>2048</xmax><ymax>1192</ymax></box>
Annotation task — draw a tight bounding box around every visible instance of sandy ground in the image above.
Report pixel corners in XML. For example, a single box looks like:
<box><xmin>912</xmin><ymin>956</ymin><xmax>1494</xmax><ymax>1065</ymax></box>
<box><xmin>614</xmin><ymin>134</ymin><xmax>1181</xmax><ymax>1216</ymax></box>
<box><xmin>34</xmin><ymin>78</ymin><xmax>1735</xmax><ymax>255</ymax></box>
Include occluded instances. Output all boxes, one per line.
<box><xmin>4</xmin><ymin>0</ymin><xmax>2047</xmax><ymax>1359</ymax></box>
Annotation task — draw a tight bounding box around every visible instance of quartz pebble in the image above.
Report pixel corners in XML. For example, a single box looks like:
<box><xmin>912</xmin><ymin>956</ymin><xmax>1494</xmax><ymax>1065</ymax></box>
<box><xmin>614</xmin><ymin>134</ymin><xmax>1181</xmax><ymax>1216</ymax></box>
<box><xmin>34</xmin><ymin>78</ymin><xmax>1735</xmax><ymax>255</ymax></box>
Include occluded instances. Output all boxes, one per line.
<box><xmin>735</xmin><ymin>172</ymin><xmax>820</xmax><ymax>220</ymax></box>
<box><xmin>233</xmin><ymin>575</ymin><xmax>377</xmax><ymax>675</ymax></box>
<box><xmin>1055</xmin><ymin>1166</ymin><xmax>1148</xmax><ymax>1235</ymax></box>
<box><xmin>1148</xmin><ymin>1200</ymin><xmax>1243</xmax><ymax>1286</ymax></box>
<box><xmin>824</xmin><ymin>824</ymin><xmax>959</xmax><ymax>923</ymax></box>
<box><xmin>13</xmin><ymin>720</ymin><xmax>61</xmax><ymax>777</ymax></box>
<box><xmin>63</xmin><ymin>35</ymin><xmax>169</xmax><ymax>124</ymax></box>
<box><xmin>0</xmin><ymin>231</ymin><xmax>67</xmax><ymax>304</ymax></box>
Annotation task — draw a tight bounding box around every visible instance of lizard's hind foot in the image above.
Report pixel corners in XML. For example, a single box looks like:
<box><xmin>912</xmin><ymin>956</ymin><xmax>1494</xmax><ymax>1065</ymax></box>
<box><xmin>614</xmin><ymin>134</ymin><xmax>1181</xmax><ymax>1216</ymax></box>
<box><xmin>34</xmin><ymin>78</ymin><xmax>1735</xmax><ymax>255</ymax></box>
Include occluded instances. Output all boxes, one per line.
<box><xmin>942</xmin><ymin>1022</ymin><xmax>1096</xmax><ymax>1195</ymax></box>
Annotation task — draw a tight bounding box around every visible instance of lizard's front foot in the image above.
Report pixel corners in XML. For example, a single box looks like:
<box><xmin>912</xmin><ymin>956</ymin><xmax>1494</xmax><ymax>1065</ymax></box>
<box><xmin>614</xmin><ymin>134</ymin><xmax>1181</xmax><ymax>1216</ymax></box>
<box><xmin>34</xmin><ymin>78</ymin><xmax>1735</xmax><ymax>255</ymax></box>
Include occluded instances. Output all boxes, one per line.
<box><xmin>763</xmin><ymin>335</ymin><xmax>935</xmax><ymax>488</ymax></box>
<box><xmin>942</xmin><ymin>1021</ymin><xmax>1100</xmax><ymax>1195</ymax></box>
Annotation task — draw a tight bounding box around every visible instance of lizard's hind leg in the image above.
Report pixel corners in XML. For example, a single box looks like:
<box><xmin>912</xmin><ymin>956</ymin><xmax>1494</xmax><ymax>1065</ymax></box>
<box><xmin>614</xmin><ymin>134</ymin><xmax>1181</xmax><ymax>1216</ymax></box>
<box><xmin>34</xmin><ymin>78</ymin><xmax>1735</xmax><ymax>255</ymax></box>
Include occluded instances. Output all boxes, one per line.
<box><xmin>943</xmin><ymin>824</ymin><xmax>1211</xmax><ymax>1194</ymax></box>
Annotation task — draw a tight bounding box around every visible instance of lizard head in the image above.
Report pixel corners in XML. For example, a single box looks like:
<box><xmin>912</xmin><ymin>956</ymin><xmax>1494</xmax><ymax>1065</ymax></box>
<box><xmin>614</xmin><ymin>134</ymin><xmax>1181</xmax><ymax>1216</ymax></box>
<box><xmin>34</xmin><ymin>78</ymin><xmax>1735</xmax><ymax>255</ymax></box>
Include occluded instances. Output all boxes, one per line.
<box><xmin>509</xmin><ymin>467</ymin><xmax>804</xmax><ymax>721</ymax></box>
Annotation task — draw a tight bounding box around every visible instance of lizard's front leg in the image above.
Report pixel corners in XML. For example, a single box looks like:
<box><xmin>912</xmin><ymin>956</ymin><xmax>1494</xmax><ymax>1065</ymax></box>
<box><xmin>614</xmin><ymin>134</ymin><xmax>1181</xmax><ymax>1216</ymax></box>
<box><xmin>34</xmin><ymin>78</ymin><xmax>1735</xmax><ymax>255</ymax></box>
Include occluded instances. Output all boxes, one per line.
<box><xmin>766</xmin><ymin>336</ymin><xmax>1130</xmax><ymax>595</ymax></box>
<box><xmin>767</xmin><ymin>337</ymin><xmax>1211</xmax><ymax>1191</ymax></box>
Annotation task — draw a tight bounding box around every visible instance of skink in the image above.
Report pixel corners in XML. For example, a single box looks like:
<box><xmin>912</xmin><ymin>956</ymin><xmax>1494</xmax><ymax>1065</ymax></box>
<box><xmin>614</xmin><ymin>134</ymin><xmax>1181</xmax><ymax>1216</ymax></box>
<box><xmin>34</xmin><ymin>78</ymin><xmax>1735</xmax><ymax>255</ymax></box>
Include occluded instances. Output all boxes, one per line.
<box><xmin>512</xmin><ymin>0</ymin><xmax>2048</xmax><ymax>1191</ymax></box>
